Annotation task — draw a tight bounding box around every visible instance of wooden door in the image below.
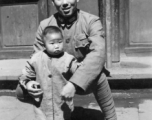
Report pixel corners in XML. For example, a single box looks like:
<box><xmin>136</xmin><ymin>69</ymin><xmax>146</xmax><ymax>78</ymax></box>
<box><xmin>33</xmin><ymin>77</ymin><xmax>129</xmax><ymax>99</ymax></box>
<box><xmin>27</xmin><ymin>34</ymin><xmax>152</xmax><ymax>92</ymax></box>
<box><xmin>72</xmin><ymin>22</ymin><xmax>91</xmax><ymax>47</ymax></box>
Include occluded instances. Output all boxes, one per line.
<box><xmin>0</xmin><ymin>0</ymin><xmax>48</xmax><ymax>59</ymax></box>
<box><xmin>124</xmin><ymin>0</ymin><xmax>152</xmax><ymax>56</ymax></box>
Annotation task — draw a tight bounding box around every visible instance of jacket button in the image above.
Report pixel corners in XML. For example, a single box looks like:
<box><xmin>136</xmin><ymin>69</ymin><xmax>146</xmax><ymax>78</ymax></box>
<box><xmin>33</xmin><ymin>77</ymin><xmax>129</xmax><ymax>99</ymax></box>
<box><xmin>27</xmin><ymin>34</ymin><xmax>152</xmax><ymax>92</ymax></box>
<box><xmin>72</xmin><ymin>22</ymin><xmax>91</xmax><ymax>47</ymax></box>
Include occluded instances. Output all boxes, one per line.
<box><xmin>66</xmin><ymin>38</ymin><xmax>70</xmax><ymax>43</ymax></box>
<box><xmin>48</xmin><ymin>75</ymin><xmax>52</xmax><ymax>78</ymax></box>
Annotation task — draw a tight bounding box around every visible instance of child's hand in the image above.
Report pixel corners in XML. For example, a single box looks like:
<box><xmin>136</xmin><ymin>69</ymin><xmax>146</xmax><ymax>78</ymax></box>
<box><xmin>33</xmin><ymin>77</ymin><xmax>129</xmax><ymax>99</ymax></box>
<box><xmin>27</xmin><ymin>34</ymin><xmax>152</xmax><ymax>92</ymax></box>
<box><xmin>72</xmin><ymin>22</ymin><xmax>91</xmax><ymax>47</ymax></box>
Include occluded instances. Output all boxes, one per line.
<box><xmin>26</xmin><ymin>81</ymin><xmax>43</xmax><ymax>98</ymax></box>
<box><xmin>61</xmin><ymin>82</ymin><xmax>76</xmax><ymax>100</ymax></box>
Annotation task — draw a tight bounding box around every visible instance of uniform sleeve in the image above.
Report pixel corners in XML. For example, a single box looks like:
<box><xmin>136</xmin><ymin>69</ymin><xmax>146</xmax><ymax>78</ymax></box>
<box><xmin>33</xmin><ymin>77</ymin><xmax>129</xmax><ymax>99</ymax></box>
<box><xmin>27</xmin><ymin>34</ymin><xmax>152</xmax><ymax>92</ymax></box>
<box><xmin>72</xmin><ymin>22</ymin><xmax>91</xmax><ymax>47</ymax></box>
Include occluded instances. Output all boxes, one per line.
<box><xmin>64</xmin><ymin>53</ymin><xmax>78</xmax><ymax>74</ymax></box>
<box><xmin>62</xmin><ymin>54</ymin><xmax>79</xmax><ymax>80</ymax></box>
<box><xmin>19</xmin><ymin>59</ymin><xmax>36</xmax><ymax>89</ymax></box>
<box><xmin>33</xmin><ymin>22</ymin><xmax>45</xmax><ymax>52</ymax></box>
<box><xmin>70</xmin><ymin>17</ymin><xmax>106</xmax><ymax>91</ymax></box>
<box><xmin>69</xmin><ymin>59</ymin><xmax>79</xmax><ymax>74</ymax></box>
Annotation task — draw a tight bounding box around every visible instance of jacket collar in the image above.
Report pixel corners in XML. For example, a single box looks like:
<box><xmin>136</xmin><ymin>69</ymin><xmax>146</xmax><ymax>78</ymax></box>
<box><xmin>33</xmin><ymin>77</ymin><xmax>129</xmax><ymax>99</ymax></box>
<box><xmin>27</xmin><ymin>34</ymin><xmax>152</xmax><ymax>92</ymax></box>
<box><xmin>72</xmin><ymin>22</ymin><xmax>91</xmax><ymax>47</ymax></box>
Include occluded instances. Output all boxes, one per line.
<box><xmin>54</xmin><ymin>9</ymin><xmax>78</xmax><ymax>28</ymax></box>
<box><xmin>44</xmin><ymin>50</ymin><xmax>64</xmax><ymax>58</ymax></box>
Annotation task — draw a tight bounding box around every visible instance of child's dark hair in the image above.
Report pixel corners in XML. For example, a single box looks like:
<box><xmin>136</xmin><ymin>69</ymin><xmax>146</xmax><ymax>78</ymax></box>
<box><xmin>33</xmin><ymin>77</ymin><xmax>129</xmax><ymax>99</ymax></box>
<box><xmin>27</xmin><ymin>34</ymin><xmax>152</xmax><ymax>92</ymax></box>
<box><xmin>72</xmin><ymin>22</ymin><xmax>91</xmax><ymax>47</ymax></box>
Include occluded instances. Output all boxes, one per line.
<box><xmin>42</xmin><ymin>26</ymin><xmax>63</xmax><ymax>41</ymax></box>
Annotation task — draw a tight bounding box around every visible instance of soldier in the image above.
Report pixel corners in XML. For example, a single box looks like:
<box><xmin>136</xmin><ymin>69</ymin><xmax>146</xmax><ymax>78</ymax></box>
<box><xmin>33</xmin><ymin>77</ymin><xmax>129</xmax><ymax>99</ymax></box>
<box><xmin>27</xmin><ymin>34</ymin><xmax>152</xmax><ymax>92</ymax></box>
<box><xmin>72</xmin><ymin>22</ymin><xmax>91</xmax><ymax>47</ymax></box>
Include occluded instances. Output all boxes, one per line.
<box><xmin>17</xmin><ymin>0</ymin><xmax>117</xmax><ymax>120</ymax></box>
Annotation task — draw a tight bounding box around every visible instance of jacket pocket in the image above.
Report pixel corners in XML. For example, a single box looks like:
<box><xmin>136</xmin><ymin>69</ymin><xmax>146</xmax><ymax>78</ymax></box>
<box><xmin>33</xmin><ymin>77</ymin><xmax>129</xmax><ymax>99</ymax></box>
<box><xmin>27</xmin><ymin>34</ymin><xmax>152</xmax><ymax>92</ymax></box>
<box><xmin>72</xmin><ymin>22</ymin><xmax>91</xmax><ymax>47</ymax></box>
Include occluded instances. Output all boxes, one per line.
<box><xmin>74</xmin><ymin>34</ymin><xmax>90</xmax><ymax>48</ymax></box>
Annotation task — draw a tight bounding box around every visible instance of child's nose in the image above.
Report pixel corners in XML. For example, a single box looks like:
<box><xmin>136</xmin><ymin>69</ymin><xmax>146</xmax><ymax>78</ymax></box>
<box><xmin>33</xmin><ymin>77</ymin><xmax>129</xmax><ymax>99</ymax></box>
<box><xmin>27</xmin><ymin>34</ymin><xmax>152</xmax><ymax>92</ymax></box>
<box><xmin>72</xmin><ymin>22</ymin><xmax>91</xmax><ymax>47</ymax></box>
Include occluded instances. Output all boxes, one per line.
<box><xmin>54</xmin><ymin>44</ymin><xmax>59</xmax><ymax>48</ymax></box>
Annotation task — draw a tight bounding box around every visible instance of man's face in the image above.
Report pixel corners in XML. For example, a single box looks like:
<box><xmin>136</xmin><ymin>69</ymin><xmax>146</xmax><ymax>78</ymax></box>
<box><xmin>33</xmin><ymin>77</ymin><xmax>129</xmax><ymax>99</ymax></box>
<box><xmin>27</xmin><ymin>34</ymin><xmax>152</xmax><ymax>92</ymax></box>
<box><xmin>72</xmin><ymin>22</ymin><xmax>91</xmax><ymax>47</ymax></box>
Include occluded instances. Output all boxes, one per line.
<box><xmin>44</xmin><ymin>32</ymin><xmax>64</xmax><ymax>56</ymax></box>
<box><xmin>52</xmin><ymin>0</ymin><xmax>79</xmax><ymax>18</ymax></box>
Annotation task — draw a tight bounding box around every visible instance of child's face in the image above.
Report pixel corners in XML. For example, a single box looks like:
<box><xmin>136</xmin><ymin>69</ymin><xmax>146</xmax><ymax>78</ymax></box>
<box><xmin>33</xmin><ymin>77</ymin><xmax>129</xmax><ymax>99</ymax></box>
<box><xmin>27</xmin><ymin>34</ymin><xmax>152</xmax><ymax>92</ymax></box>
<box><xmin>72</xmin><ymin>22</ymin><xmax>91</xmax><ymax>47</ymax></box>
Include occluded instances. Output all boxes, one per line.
<box><xmin>44</xmin><ymin>32</ymin><xmax>64</xmax><ymax>55</ymax></box>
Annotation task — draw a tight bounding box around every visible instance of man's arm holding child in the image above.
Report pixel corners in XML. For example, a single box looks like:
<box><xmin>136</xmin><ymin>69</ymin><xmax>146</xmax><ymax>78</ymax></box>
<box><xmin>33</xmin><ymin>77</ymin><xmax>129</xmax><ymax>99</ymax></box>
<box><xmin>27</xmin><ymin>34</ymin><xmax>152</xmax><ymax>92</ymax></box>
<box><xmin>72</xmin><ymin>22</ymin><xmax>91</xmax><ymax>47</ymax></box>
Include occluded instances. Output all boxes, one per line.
<box><xmin>61</xmin><ymin>58</ymin><xmax>81</xmax><ymax>99</ymax></box>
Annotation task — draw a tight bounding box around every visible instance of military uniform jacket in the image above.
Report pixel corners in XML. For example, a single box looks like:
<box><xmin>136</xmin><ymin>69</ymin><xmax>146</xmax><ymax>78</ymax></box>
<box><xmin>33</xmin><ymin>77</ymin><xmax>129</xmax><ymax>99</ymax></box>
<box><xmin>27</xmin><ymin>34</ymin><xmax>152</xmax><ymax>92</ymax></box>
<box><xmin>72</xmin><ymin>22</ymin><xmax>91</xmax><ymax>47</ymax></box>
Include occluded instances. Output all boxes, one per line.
<box><xmin>34</xmin><ymin>9</ymin><xmax>106</xmax><ymax>92</ymax></box>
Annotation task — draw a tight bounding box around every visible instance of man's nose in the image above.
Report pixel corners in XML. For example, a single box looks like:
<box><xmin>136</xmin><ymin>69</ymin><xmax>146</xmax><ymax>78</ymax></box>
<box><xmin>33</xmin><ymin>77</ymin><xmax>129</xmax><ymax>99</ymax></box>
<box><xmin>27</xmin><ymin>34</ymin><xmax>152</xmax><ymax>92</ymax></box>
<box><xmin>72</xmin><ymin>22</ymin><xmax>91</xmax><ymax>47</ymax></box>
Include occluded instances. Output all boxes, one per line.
<box><xmin>62</xmin><ymin>0</ymin><xmax>69</xmax><ymax>7</ymax></box>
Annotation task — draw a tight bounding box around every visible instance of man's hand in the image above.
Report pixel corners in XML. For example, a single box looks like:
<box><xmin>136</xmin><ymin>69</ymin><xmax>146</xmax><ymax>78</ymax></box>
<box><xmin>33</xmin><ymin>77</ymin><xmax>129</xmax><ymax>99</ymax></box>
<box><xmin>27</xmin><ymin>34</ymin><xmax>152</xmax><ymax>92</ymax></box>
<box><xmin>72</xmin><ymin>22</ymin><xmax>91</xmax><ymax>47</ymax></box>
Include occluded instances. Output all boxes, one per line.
<box><xmin>26</xmin><ymin>81</ymin><xmax>43</xmax><ymax>98</ymax></box>
<box><xmin>61</xmin><ymin>82</ymin><xmax>76</xmax><ymax>100</ymax></box>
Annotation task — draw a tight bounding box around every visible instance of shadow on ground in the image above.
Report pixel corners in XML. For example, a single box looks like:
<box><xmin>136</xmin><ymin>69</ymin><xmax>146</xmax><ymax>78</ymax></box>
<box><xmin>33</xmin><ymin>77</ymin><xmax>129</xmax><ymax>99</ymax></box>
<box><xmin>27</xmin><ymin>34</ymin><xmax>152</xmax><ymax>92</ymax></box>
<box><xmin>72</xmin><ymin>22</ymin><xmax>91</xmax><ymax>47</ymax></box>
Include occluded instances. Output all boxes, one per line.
<box><xmin>71</xmin><ymin>106</ymin><xmax>104</xmax><ymax>120</ymax></box>
<box><xmin>16</xmin><ymin>94</ymin><xmax>104</xmax><ymax>120</ymax></box>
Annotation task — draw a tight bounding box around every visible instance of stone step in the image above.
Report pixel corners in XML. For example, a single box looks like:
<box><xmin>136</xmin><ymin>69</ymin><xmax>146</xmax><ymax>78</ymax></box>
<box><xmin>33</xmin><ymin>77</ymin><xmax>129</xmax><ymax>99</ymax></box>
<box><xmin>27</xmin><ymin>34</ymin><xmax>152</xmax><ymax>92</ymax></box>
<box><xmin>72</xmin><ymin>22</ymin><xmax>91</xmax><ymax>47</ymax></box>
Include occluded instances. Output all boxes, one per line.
<box><xmin>0</xmin><ymin>56</ymin><xmax>152</xmax><ymax>90</ymax></box>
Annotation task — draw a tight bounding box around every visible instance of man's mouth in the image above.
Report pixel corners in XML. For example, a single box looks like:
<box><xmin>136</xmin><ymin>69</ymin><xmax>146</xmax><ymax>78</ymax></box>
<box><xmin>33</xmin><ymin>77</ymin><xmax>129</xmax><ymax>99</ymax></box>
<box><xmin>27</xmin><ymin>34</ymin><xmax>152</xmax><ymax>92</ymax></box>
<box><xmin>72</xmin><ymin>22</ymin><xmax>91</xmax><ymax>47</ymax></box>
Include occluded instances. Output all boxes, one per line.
<box><xmin>63</xmin><ymin>8</ymin><xmax>71</xmax><ymax>13</ymax></box>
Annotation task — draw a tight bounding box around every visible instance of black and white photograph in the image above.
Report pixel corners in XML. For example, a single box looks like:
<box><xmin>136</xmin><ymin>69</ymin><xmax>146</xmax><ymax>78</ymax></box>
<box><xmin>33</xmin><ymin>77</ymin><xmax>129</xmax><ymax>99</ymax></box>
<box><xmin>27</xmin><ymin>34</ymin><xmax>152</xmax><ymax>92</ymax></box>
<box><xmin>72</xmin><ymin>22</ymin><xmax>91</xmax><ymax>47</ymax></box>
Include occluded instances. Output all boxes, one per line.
<box><xmin>0</xmin><ymin>0</ymin><xmax>152</xmax><ymax>120</ymax></box>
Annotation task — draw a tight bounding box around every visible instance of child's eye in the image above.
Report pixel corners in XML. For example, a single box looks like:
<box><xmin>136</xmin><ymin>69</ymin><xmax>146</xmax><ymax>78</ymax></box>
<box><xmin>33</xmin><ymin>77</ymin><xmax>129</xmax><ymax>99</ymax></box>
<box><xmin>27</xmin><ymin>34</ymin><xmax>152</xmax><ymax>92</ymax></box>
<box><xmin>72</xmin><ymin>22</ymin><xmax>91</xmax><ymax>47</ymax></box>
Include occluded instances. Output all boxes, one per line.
<box><xmin>58</xmin><ymin>40</ymin><xmax>63</xmax><ymax>43</ymax></box>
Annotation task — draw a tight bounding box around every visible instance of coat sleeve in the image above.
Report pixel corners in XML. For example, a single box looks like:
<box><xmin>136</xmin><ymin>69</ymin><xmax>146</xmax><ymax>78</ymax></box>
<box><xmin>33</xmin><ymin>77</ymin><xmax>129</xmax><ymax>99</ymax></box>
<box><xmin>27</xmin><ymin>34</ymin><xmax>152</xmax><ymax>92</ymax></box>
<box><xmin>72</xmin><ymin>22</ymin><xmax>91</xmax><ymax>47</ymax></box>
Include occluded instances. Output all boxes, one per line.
<box><xmin>19</xmin><ymin>59</ymin><xmax>36</xmax><ymax>89</ymax></box>
<box><xmin>69</xmin><ymin>17</ymin><xmax>106</xmax><ymax>91</ymax></box>
<box><xmin>64</xmin><ymin>53</ymin><xmax>78</xmax><ymax>75</ymax></box>
<box><xmin>69</xmin><ymin>59</ymin><xmax>79</xmax><ymax>74</ymax></box>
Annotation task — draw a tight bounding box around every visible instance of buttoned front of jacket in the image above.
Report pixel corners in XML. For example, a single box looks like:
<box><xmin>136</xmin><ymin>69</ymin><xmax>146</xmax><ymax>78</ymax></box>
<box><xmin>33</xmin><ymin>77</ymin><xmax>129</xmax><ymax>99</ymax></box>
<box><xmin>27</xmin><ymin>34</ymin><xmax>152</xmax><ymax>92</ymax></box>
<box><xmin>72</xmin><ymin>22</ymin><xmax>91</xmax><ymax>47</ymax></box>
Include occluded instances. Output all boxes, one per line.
<box><xmin>20</xmin><ymin>51</ymin><xmax>76</xmax><ymax>120</ymax></box>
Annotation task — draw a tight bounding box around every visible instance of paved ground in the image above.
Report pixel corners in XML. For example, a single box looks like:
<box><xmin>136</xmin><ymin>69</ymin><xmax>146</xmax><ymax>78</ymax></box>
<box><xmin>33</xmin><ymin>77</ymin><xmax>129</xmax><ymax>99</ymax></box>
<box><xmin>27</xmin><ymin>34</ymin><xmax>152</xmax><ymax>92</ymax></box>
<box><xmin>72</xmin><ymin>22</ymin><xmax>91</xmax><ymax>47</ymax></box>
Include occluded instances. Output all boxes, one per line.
<box><xmin>0</xmin><ymin>89</ymin><xmax>152</xmax><ymax>120</ymax></box>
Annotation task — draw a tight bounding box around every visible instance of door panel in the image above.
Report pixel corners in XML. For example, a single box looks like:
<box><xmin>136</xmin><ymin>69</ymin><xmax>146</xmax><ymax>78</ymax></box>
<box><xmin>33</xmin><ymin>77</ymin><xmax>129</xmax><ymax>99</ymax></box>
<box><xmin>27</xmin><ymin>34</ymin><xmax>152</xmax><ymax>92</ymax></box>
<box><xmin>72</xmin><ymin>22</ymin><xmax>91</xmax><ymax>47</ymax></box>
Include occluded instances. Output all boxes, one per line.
<box><xmin>0</xmin><ymin>0</ymin><xmax>48</xmax><ymax>59</ymax></box>
<box><xmin>77</xmin><ymin>0</ymin><xmax>99</xmax><ymax>16</ymax></box>
<box><xmin>124</xmin><ymin>0</ymin><xmax>152</xmax><ymax>56</ymax></box>
<box><xmin>1</xmin><ymin>4</ymin><xmax>38</xmax><ymax>47</ymax></box>
<box><xmin>129</xmin><ymin>0</ymin><xmax>152</xmax><ymax>44</ymax></box>
<box><xmin>0</xmin><ymin>0</ymin><xmax>38</xmax><ymax>5</ymax></box>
